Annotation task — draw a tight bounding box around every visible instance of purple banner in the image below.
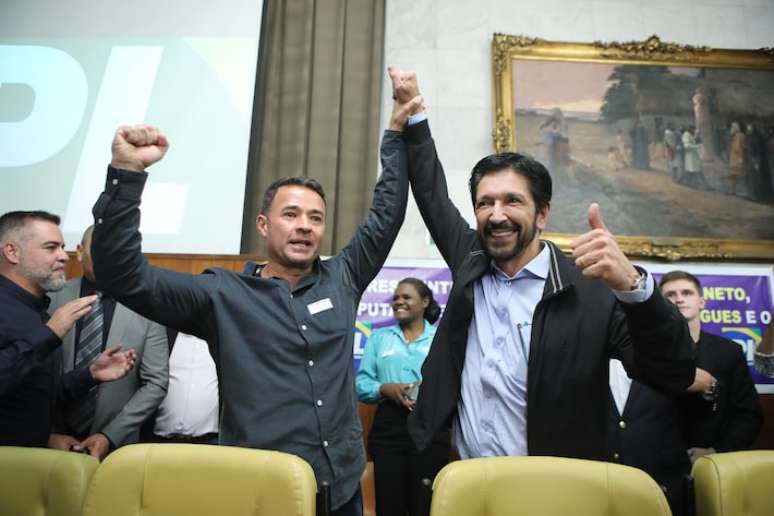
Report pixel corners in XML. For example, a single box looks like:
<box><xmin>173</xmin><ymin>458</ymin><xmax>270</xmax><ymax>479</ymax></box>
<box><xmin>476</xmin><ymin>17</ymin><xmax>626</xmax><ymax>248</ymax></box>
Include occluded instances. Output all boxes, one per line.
<box><xmin>653</xmin><ymin>271</ymin><xmax>773</xmax><ymax>387</ymax></box>
<box><xmin>355</xmin><ymin>264</ymin><xmax>773</xmax><ymax>389</ymax></box>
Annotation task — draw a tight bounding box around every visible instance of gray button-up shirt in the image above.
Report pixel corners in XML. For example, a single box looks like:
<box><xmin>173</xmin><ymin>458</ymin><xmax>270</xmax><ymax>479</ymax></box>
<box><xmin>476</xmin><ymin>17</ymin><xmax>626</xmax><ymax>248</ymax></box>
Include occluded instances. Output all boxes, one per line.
<box><xmin>91</xmin><ymin>130</ymin><xmax>408</xmax><ymax>509</ymax></box>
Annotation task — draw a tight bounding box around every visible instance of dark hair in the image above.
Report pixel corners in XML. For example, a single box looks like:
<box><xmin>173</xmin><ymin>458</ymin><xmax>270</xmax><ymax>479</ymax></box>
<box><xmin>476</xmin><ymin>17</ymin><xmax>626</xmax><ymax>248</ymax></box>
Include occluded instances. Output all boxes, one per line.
<box><xmin>659</xmin><ymin>270</ymin><xmax>702</xmax><ymax>294</ymax></box>
<box><xmin>260</xmin><ymin>176</ymin><xmax>326</xmax><ymax>214</ymax></box>
<box><xmin>469</xmin><ymin>152</ymin><xmax>552</xmax><ymax>213</ymax></box>
<box><xmin>0</xmin><ymin>210</ymin><xmax>61</xmax><ymax>242</ymax></box>
<box><xmin>398</xmin><ymin>277</ymin><xmax>442</xmax><ymax>324</ymax></box>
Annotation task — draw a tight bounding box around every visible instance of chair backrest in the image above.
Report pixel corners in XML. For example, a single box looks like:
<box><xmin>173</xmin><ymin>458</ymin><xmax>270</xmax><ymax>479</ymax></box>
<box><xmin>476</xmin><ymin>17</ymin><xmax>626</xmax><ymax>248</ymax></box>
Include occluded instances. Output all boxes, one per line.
<box><xmin>693</xmin><ymin>450</ymin><xmax>774</xmax><ymax>516</ymax></box>
<box><xmin>429</xmin><ymin>456</ymin><xmax>671</xmax><ymax>516</ymax></box>
<box><xmin>0</xmin><ymin>446</ymin><xmax>99</xmax><ymax>516</ymax></box>
<box><xmin>82</xmin><ymin>444</ymin><xmax>317</xmax><ymax>516</ymax></box>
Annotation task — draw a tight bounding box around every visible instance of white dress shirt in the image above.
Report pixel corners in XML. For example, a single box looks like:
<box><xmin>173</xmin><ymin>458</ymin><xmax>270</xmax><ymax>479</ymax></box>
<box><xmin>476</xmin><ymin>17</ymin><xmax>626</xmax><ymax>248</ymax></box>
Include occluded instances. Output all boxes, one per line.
<box><xmin>154</xmin><ymin>333</ymin><xmax>219</xmax><ymax>437</ymax></box>
<box><xmin>609</xmin><ymin>359</ymin><xmax>633</xmax><ymax>415</ymax></box>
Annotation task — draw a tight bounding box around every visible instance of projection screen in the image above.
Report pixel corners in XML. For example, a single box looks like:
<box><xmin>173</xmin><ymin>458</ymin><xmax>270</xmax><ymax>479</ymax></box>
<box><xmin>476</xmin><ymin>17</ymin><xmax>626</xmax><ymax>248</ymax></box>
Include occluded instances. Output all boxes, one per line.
<box><xmin>0</xmin><ymin>0</ymin><xmax>265</xmax><ymax>253</ymax></box>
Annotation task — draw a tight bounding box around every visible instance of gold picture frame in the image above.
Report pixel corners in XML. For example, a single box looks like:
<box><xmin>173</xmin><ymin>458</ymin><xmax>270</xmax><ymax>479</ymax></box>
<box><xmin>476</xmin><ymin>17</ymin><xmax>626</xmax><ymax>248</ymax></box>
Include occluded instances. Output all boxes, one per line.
<box><xmin>492</xmin><ymin>33</ymin><xmax>774</xmax><ymax>261</ymax></box>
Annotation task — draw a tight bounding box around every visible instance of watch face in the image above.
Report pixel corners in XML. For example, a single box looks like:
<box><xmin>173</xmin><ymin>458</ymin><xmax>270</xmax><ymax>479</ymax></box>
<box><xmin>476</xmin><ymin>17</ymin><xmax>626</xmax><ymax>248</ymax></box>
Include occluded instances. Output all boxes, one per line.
<box><xmin>633</xmin><ymin>272</ymin><xmax>645</xmax><ymax>290</ymax></box>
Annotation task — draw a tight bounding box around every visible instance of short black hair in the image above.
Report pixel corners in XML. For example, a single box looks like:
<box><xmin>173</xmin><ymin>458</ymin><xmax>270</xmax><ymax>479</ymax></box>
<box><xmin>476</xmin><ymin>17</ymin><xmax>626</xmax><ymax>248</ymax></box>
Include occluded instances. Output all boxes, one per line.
<box><xmin>0</xmin><ymin>210</ymin><xmax>61</xmax><ymax>242</ymax></box>
<box><xmin>398</xmin><ymin>277</ymin><xmax>442</xmax><ymax>325</ymax></box>
<box><xmin>469</xmin><ymin>152</ymin><xmax>552</xmax><ymax>213</ymax></box>
<box><xmin>659</xmin><ymin>270</ymin><xmax>702</xmax><ymax>294</ymax></box>
<box><xmin>260</xmin><ymin>177</ymin><xmax>326</xmax><ymax>214</ymax></box>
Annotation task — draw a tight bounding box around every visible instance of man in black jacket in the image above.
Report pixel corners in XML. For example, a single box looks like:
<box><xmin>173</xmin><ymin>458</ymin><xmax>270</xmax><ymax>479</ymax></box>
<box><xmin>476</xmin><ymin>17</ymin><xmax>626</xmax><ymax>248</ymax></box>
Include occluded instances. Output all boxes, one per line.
<box><xmin>607</xmin><ymin>358</ymin><xmax>691</xmax><ymax>516</ymax></box>
<box><xmin>659</xmin><ymin>271</ymin><xmax>763</xmax><ymax>462</ymax></box>
<box><xmin>0</xmin><ymin>210</ymin><xmax>136</xmax><ymax>447</ymax></box>
<box><xmin>386</xmin><ymin>68</ymin><xmax>711</xmax><ymax>461</ymax></box>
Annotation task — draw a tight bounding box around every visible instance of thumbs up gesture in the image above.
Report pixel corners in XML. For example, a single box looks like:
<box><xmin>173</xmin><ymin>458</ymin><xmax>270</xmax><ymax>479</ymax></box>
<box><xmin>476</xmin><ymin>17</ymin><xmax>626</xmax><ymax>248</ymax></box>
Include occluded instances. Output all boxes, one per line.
<box><xmin>570</xmin><ymin>203</ymin><xmax>641</xmax><ymax>291</ymax></box>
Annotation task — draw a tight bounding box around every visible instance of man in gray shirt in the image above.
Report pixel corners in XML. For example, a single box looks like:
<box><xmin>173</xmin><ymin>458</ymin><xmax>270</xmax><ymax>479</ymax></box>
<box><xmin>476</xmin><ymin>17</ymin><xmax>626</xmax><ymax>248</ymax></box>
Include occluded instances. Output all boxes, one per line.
<box><xmin>89</xmin><ymin>86</ymin><xmax>423</xmax><ymax>515</ymax></box>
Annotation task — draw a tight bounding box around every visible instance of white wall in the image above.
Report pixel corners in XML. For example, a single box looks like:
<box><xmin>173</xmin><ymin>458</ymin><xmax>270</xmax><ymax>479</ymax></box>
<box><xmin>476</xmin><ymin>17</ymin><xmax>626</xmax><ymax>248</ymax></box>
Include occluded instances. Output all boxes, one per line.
<box><xmin>381</xmin><ymin>0</ymin><xmax>774</xmax><ymax>262</ymax></box>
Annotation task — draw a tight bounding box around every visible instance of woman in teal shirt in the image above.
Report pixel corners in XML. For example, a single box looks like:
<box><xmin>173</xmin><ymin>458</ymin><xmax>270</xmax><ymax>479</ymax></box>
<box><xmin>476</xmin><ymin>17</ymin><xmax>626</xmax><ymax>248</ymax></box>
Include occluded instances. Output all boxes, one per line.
<box><xmin>356</xmin><ymin>278</ymin><xmax>449</xmax><ymax>516</ymax></box>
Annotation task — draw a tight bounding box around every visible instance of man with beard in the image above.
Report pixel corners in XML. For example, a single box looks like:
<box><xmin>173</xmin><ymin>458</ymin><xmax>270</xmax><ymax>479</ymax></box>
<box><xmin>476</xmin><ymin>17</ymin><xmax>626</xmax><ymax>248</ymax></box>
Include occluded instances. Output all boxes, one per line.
<box><xmin>0</xmin><ymin>211</ymin><xmax>136</xmax><ymax>447</ymax></box>
<box><xmin>386</xmin><ymin>68</ymin><xmax>711</xmax><ymax>461</ymax></box>
<box><xmin>86</xmin><ymin>78</ymin><xmax>421</xmax><ymax>516</ymax></box>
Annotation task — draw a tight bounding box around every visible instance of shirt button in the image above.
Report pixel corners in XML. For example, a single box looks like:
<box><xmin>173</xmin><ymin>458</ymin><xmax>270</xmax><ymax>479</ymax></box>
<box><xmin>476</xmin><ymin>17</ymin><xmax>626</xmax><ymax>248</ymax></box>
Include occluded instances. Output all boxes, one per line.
<box><xmin>323</xmin><ymin>440</ymin><xmax>329</xmax><ymax>447</ymax></box>
<box><xmin>301</xmin><ymin>324</ymin><xmax>308</xmax><ymax>331</ymax></box>
<box><xmin>112</xmin><ymin>178</ymin><xmax>118</xmax><ymax>185</ymax></box>
<box><xmin>97</xmin><ymin>218</ymin><xmax>103</xmax><ymax>224</ymax></box>
<box><xmin>316</xmin><ymin>399</ymin><xmax>323</xmax><ymax>407</ymax></box>
<box><xmin>308</xmin><ymin>360</ymin><xmax>314</xmax><ymax>367</ymax></box>
<box><xmin>613</xmin><ymin>452</ymin><xmax>620</xmax><ymax>460</ymax></box>
<box><xmin>618</xmin><ymin>420</ymin><xmax>626</xmax><ymax>429</ymax></box>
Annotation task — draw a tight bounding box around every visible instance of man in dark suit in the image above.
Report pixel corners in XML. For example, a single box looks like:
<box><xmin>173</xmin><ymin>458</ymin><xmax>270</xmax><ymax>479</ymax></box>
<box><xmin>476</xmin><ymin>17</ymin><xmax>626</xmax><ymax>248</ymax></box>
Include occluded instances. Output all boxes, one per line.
<box><xmin>659</xmin><ymin>271</ymin><xmax>763</xmax><ymax>463</ymax></box>
<box><xmin>607</xmin><ymin>359</ymin><xmax>691</xmax><ymax>516</ymax></box>
<box><xmin>47</xmin><ymin>226</ymin><xmax>168</xmax><ymax>460</ymax></box>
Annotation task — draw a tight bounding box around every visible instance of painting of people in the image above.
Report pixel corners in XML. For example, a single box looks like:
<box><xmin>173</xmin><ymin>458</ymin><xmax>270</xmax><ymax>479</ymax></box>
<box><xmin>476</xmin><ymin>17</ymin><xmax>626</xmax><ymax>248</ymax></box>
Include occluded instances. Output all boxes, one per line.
<box><xmin>492</xmin><ymin>35</ymin><xmax>774</xmax><ymax>259</ymax></box>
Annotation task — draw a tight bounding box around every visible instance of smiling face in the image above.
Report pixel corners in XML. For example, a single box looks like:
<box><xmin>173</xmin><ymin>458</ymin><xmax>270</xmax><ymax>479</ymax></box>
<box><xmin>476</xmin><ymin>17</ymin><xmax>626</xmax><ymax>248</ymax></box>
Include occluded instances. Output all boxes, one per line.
<box><xmin>14</xmin><ymin>220</ymin><xmax>69</xmax><ymax>294</ymax></box>
<box><xmin>661</xmin><ymin>278</ymin><xmax>705</xmax><ymax>323</ymax></box>
<box><xmin>473</xmin><ymin>169</ymin><xmax>548</xmax><ymax>269</ymax></box>
<box><xmin>256</xmin><ymin>185</ymin><xmax>326</xmax><ymax>271</ymax></box>
<box><xmin>392</xmin><ymin>282</ymin><xmax>429</xmax><ymax>326</ymax></box>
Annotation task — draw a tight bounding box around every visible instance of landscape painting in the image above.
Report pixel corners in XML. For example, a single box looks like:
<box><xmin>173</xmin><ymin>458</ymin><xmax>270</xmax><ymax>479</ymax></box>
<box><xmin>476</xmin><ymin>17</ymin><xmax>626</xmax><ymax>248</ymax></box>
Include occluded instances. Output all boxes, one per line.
<box><xmin>491</xmin><ymin>34</ymin><xmax>774</xmax><ymax>260</ymax></box>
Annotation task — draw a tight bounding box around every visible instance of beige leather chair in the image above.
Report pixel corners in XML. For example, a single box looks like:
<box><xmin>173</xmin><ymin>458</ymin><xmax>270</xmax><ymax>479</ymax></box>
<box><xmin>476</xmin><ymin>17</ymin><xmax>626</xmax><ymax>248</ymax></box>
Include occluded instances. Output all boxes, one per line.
<box><xmin>429</xmin><ymin>456</ymin><xmax>671</xmax><ymax>516</ymax></box>
<box><xmin>82</xmin><ymin>444</ymin><xmax>316</xmax><ymax>516</ymax></box>
<box><xmin>0</xmin><ymin>446</ymin><xmax>99</xmax><ymax>516</ymax></box>
<box><xmin>693</xmin><ymin>450</ymin><xmax>774</xmax><ymax>516</ymax></box>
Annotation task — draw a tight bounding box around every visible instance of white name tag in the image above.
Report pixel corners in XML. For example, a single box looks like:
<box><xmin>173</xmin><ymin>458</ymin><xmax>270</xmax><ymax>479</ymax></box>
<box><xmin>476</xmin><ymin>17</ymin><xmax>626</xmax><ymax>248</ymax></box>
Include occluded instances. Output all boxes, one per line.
<box><xmin>307</xmin><ymin>297</ymin><xmax>333</xmax><ymax>315</ymax></box>
<box><xmin>381</xmin><ymin>349</ymin><xmax>396</xmax><ymax>358</ymax></box>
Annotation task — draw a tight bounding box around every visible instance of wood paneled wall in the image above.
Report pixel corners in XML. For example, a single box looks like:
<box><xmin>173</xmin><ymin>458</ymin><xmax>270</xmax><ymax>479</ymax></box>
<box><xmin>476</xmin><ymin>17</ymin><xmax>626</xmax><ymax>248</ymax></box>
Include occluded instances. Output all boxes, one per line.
<box><xmin>64</xmin><ymin>252</ymin><xmax>263</xmax><ymax>278</ymax></box>
<box><xmin>65</xmin><ymin>252</ymin><xmax>773</xmax><ymax>449</ymax></box>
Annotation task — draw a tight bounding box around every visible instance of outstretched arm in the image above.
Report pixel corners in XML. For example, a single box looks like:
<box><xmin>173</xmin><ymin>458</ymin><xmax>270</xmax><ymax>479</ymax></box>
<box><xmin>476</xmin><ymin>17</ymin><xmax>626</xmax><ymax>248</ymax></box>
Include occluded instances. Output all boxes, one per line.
<box><xmin>91</xmin><ymin>126</ymin><xmax>217</xmax><ymax>339</ymax></box>
<box><xmin>0</xmin><ymin>296</ymin><xmax>97</xmax><ymax>396</ymax></box>
<box><xmin>338</xmin><ymin>71</ymin><xmax>422</xmax><ymax>293</ymax></box>
<box><xmin>394</xmin><ymin>68</ymin><xmax>477</xmax><ymax>270</ymax></box>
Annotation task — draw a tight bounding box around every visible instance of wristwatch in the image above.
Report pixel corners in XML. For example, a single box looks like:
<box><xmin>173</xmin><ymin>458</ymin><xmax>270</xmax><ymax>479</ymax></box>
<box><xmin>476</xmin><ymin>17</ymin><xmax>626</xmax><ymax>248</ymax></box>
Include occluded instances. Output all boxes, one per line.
<box><xmin>630</xmin><ymin>270</ymin><xmax>647</xmax><ymax>291</ymax></box>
